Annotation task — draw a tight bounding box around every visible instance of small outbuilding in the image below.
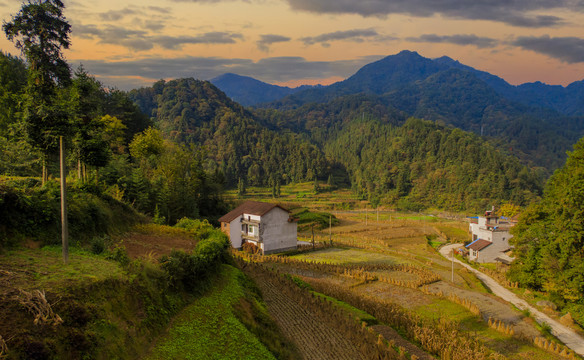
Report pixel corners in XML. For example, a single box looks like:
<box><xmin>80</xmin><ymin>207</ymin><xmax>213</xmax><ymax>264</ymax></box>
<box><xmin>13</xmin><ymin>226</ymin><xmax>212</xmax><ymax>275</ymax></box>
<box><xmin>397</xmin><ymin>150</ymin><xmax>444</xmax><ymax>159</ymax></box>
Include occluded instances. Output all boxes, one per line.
<box><xmin>218</xmin><ymin>200</ymin><xmax>297</xmax><ymax>255</ymax></box>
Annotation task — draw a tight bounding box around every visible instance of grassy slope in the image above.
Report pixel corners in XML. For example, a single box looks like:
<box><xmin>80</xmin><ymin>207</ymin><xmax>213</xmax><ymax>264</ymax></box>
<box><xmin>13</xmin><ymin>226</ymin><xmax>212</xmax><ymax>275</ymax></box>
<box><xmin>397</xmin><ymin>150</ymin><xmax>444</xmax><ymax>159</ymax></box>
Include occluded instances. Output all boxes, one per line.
<box><xmin>0</xmin><ymin>246</ymin><xmax>180</xmax><ymax>359</ymax></box>
<box><xmin>147</xmin><ymin>264</ymin><xmax>277</xmax><ymax>360</ymax></box>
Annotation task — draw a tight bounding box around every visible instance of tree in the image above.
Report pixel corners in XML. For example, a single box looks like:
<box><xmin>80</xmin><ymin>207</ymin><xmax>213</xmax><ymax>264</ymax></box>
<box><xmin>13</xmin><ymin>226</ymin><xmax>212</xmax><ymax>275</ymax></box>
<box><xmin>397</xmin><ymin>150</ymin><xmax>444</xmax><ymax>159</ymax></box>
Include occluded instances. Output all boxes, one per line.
<box><xmin>237</xmin><ymin>177</ymin><xmax>246</xmax><ymax>196</ymax></box>
<box><xmin>3</xmin><ymin>0</ymin><xmax>72</xmax><ymax>170</ymax></box>
<box><xmin>313</xmin><ymin>176</ymin><xmax>320</xmax><ymax>194</ymax></box>
<box><xmin>510</xmin><ymin>137</ymin><xmax>584</xmax><ymax>304</ymax></box>
<box><xmin>4</xmin><ymin>0</ymin><xmax>73</xmax><ymax>263</ymax></box>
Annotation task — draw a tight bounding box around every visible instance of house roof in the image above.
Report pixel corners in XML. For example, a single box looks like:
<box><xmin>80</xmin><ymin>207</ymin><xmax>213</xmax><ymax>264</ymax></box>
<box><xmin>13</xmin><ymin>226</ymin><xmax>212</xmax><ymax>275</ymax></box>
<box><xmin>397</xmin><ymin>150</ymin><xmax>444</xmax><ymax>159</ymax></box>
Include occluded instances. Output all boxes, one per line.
<box><xmin>218</xmin><ymin>201</ymin><xmax>289</xmax><ymax>223</ymax></box>
<box><xmin>495</xmin><ymin>253</ymin><xmax>515</xmax><ymax>265</ymax></box>
<box><xmin>466</xmin><ymin>239</ymin><xmax>492</xmax><ymax>251</ymax></box>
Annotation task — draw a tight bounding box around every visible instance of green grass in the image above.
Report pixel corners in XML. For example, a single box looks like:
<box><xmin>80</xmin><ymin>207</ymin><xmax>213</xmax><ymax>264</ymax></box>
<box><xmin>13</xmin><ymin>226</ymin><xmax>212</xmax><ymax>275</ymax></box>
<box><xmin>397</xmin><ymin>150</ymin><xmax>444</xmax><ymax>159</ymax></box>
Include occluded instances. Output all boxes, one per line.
<box><xmin>312</xmin><ymin>291</ymin><xmax>378</xmax><ymax>325</ymax></box>
<box><xmin>292</xmin><ymin>207</ymin><xmax>339</xmax><ymax>230</ymax></box>
<box><xmin>147</xmin><ymin>264</ymin><xmax>276</xmax><ymax>360</ymax></box>
<box><xmin>434</xmin><ymin>224</ymin><xmax>469</xmax><ymax>243</ymax></box>
<box><xmin>3</xmin><ymin>245</ymin><xmax>126</xmax><ymax>292</ymax></box>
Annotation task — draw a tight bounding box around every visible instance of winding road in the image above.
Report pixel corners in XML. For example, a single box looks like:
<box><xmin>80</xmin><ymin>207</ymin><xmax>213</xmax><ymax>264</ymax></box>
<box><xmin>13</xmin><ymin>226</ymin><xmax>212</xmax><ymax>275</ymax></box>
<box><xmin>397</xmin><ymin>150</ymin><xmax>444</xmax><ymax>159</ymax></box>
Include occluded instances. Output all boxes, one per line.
<box><xmin>439</xmin><ymin>243</ymin><xmax>584</xmax><ymax>357</ymax></box>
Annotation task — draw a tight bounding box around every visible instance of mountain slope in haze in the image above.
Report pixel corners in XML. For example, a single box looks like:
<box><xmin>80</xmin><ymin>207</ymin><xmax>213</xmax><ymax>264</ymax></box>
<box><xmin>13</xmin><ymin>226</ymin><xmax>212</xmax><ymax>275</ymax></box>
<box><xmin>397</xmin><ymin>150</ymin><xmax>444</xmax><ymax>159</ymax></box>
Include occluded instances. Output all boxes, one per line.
<box><xmin>260</xmin><ymin>50</ymin><xmax>584</xmax><ymax>116</ymax></box>
<box><xmin>209</xmin><ymin>73</ymin><xmax>316</xmax><ymax>107</ymax></box>
<box><xmin>435</xmin><ymin>56</ymin><xmax>584</xmax><ymax>116</ymax></box>
<box><xmin>252</xmin><ymin>51</ymin><xmax>584</xmax><ymax>170</ymax></box>
<box><xmin>265</xmin><ymin>50</ymin><xmax>450</xmax><ymax>109</ymax></box>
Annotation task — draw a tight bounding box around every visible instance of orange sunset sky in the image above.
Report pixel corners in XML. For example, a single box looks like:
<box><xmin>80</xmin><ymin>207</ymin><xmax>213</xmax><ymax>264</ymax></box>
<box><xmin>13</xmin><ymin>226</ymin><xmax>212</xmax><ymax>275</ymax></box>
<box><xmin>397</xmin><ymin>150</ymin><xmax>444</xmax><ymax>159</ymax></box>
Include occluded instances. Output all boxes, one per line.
<box><xmin>1</xmin><ymin>0</ymin><xmax>584</xmax><ymax>90</ymax></box>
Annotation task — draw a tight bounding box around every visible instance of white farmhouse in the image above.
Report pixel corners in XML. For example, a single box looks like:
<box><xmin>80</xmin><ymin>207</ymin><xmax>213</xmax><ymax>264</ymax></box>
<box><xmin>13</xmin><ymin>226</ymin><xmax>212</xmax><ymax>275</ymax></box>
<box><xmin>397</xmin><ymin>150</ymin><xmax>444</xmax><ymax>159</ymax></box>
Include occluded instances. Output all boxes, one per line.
<box><xmin>467</xmin><ymin>210</ymin><xmax>515</xmax><ymax>264</ymax></box>
<box><xmin>219</xmin><ymin>200</ymin><xmax>297</xmax><ymax>254</ymax></box>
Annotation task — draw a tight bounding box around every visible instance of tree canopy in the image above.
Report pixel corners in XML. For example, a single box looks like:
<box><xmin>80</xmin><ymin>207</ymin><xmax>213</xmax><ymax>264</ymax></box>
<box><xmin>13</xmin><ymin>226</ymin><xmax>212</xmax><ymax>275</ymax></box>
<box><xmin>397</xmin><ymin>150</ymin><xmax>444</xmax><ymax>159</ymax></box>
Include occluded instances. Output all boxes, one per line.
<box><xmin>510</xmin><ymin>137</ymin><xmax>584</xmax><ymax>307</ymax></box>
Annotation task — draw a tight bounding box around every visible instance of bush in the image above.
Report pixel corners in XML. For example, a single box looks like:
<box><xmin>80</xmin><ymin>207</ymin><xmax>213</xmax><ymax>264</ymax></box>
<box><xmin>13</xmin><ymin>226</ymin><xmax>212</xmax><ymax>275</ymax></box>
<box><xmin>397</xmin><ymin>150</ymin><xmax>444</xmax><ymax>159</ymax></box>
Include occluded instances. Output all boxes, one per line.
<box><xmin>0</xmin><ymin>178</ymin><xmax>141</xmax><ymax>249</ymax></box>
<box><xmin>174</xmin><ymin>217</ymin><xmax>214</xmax><ymax>238</ymax></box>
<box><xmin>90</xmin><ymin>235</ymin><xmax>108</xmax><ymax>255</ymax></box>
<box><xmin>160</xmin><ymin>229</ymin><xmax>230</xmax><ymax>291</ymax></box>
<box><xmin>293</xmin><ymin>208</ymin><xmax>339</xmax><ymax>230</ymax></box>
<box><xmin>106</xmin><ymin>246</ymin><xmax>130</xmax><ymax>266</ymax></box>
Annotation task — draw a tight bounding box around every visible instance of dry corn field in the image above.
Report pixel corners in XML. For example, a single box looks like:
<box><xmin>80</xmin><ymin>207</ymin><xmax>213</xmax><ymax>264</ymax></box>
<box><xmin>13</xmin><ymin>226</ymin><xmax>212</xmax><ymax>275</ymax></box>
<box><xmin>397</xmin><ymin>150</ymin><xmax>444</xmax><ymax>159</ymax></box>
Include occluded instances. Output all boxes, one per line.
<box><xmin>242</xmin><ymin>211</ymin><xmax>579</xmax><ymax>360</ymax></box>
<box><xmin>246</xmin><ymin>268</ymin><xmax>366</xmax><ymax>360</ymax></box>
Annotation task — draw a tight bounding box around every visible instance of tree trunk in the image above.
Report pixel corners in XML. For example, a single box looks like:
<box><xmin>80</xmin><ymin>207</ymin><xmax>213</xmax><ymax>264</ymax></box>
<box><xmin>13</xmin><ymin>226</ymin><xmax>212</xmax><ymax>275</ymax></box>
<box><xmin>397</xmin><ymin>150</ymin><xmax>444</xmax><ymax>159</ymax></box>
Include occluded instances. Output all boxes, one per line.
<box><xmin>60</xmin><ymin>136</ymin><xmax>69</xmax><ymax>264</ymax></box>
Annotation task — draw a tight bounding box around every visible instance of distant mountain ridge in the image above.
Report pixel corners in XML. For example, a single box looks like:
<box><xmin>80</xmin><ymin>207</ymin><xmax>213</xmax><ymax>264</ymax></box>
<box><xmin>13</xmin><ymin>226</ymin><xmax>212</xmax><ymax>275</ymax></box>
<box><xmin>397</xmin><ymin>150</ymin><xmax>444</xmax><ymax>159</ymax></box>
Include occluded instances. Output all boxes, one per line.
<box><xmin>209</xmin><ymin>73</ymin><xmax>317</xmax><ymax>107</ymax></box>
<box><xmin>211</xmin><ymin>50</ymin><xmax>584</xmax><ymax>117</ymax></box>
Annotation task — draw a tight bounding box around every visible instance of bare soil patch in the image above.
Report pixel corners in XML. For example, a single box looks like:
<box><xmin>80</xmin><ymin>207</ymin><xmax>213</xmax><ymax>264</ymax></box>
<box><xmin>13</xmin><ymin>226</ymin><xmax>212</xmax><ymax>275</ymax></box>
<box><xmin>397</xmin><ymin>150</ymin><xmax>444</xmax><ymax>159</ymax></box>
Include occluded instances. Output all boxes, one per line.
<box><xmin>119</xmin><ymin>231</ymin><xmax>196</xmax><ymax>259</ymax></box>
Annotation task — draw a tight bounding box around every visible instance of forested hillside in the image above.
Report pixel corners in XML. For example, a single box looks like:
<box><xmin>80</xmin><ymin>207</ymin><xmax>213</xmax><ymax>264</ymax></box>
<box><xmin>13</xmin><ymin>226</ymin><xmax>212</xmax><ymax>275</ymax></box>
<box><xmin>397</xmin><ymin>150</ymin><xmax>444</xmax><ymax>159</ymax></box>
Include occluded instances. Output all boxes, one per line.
<box><xmin>510</xmin><ymin>137</ymin><xmax>584</xmax><ymax>323</ymax></box>
<box><xmin>325</xmin><ymin>118</ymin><xmax>542</xmax><ymax>210</ymax></box>
<box><xmin>246</xmin><ymin>51</ymin><xmax>584</xmax><ymax>171</ymax></box>
<box><xmin>0</xmin><ymin>52</ymin><xmax>227</xmax><ymax>225</ymax></box>
<box><xmin>129</xmin><ymin>78</ymin><xmax>327</xmax><ymax>188</ymax></box>
<box><xmin>129</xmin><ymin>77</ymin><xmax>544</xmax><ymax>212</ymax></box>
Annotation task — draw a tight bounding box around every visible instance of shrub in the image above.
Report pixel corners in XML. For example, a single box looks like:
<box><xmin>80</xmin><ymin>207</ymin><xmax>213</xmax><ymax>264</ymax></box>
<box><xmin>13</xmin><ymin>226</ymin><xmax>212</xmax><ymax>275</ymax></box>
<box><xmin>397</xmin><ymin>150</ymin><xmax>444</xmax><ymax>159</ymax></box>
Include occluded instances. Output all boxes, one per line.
<box><xmin>90</xmin><ymin>235</ymin><xmax>108</xmax><ymax>255</ymax></box>
<box><xmin>160</xmin><ymin>229</ymin><xmax>230</xmax><ymax>291</ymax></box>
<box><xmin>0</xmin><ymin>178</ymin><xmax>141</xmax><ymax>249</ymax></box>
<box><xmin>174</xmin><ymin>217</ymin><xmax>214</xmax><ymax>238</ymax></box>
<box><xmin>106</xmin><ymin>246</ymin><xmax>130</xmax><ymax>266</ymax></box>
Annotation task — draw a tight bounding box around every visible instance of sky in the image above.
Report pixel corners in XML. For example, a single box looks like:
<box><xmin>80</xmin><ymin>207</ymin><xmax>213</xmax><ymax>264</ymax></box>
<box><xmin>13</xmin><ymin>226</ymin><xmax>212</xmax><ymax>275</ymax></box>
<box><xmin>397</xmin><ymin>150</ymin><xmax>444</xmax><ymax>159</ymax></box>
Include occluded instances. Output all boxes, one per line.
<box><xmin>1</xmin><ymin>0</ymin><xmax>584</xmax><ymax>91</ymax></box>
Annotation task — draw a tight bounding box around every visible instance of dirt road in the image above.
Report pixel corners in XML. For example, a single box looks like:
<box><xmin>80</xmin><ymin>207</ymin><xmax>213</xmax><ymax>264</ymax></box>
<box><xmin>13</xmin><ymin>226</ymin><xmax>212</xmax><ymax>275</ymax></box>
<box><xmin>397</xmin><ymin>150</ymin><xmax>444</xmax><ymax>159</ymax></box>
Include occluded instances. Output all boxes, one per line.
<box><xmin>439</xmin><ymin>243</ymin><xmax>584</xmax><ymax>357</ymax></box>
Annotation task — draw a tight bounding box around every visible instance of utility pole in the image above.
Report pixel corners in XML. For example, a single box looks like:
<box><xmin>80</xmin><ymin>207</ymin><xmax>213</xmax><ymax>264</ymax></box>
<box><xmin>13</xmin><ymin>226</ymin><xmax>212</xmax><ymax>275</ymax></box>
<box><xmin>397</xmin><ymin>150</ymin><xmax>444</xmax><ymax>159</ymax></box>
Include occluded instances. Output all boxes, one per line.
<box><xmin>60</xmin><ymin>136</ymin><xmax>69</xmax><ymax>264</ymax></box>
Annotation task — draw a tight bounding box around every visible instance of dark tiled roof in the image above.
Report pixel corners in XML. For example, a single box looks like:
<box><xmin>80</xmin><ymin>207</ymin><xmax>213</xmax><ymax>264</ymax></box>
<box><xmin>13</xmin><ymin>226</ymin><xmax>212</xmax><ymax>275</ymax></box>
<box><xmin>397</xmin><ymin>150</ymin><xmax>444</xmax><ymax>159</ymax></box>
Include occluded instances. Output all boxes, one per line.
<box><xmin>466</xmin><ymin>239</ymin><xmax>492</xmax><ymax>251</ymax></box>
<box><xmin>218</xmin><ymin>201</ymin><xmax>289</xmax><ymax>223</ymax></box>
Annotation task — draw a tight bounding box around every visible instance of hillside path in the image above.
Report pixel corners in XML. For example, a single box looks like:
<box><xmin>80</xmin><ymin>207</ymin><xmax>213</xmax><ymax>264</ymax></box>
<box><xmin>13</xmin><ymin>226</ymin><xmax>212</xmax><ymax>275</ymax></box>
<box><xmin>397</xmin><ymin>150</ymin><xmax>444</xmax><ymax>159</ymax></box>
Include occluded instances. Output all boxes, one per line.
<box><xmin>439</xmin><ymin>243</ymin><xmax>584</xmax><ymax>357</ymax></box>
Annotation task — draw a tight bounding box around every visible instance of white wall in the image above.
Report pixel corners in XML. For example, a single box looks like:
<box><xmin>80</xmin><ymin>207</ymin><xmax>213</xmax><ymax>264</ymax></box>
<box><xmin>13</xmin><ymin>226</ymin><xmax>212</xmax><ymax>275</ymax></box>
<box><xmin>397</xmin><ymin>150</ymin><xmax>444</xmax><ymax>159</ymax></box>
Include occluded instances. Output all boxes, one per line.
<box><xmin>260</xmin><ymin>207</ymin><xmax>297</xmax><ymax>254</ymax></box>
<box><xmin>229</xmin><ymin>217</ymin><xmax>242</xmax><ymax>249</ymax></box>
<box><xmin>474</xmin><ymin>241</ymin><xmax>509</xmax><ymax>263</ymax></box>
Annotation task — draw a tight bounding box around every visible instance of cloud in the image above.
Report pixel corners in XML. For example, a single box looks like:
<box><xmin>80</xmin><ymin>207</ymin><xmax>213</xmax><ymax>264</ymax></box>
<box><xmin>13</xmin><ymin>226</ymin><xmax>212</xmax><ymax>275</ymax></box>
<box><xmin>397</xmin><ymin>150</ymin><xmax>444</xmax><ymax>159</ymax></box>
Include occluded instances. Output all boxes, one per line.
<box><xmin>72</xmin><ymin>22</ymin><xmax>243</xmax><ymax>51</ymax></box>
<box><xmin>256</xmin><ymin>34</ymin><xmax>291</xmax><ymax>52</ymax></box>
<box><xmin>99</xmin><ymin>7</ymin><xmax>139</xmax><ymax>21</ymax></box>
<box><xmin>284</xmin><ymin>0</ymin><xmax>576</xmax><ymax>28</ymax></box>
<box><xmin>300</xmin><ymin>28</ymin><xmax>392</xmax><ymax>47</ymax></box>
<box><xmin>75</xmin><ymin>55</ymin><xmax>384</xmax><ymax>90</ymax></box>
<box><xmin>512</xmin><ymin>35</ymin><xmax>584</xmax><ymax>63</ymax></box>
<box><xmin>153</xmin><ymin>32</ymin><xmax>244</xmax><ymax>49</ymax></box>
<box><xmin>147</xmin><ymin>6</ymin><xmax>172</xmax><ymax>14</ymax></box>
<box><xmin>407</xmin><ymin>34</ymin><xmax>498</xmax><ymax>48</ymax></box>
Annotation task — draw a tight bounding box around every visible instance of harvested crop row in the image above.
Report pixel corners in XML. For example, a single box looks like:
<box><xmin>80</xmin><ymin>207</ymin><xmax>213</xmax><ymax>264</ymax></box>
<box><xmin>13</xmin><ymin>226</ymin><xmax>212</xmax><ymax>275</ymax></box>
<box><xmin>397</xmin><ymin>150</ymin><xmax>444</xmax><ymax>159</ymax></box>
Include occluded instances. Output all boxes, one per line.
<box><xmin>249</xmin><ymin>270</ymin><xmax>365</xmax><ymax>360</ymax></box>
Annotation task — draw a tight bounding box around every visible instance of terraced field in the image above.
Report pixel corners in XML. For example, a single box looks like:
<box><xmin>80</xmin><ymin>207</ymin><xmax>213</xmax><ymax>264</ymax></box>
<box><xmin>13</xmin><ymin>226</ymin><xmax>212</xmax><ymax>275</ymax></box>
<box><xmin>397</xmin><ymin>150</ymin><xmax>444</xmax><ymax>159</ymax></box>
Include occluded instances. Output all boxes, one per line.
<box><xmin>237</xmin><ymin>210</ymin><xmax>577</xmax><ymax>360</ymax></box>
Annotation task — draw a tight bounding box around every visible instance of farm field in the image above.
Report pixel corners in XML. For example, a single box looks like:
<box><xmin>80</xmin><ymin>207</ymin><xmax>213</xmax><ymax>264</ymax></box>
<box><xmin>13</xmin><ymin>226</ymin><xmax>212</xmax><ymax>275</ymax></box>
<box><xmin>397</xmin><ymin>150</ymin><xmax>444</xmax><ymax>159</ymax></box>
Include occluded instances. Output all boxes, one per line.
<box><xmin>147</xmin><ymin>264</ymin><xmax>281</xmax><ymax>360</ymax></box>
<box><xmin>237</xmin><ymin>210</ymin><xmax>578</xmax><ymax>360</ymax></box>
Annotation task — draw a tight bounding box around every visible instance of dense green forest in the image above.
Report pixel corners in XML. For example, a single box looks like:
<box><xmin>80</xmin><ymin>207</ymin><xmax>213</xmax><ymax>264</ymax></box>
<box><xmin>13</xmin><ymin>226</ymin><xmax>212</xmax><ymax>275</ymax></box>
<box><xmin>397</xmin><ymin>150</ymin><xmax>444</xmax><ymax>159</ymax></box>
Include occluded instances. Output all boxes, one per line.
<box><xmin>129</xmin><ymin>78</ymin><xmax>327</xmax><ymax>188</ymax></box>
<box><xmin>252</xmin><ymin>51</ymin><xmax>584</xmax><ymax>172</ymax></box>
<box><xmin>509</xmin><ymin>138</ymin><xmax>584</xmax><ymax>319</ymax></box>
<box><xmin>128</xmin><ymin>77</ymin><xmax>545</xmax><ymax>212</ymax></box>
<box><xmin>325</xmin><ymin>118</ymin><xmax>542</xmax><ymax>210</ymax></box>
<box><xmin>0</xmin><ymin>52</ymin><xmax>227</xmax><ymax>225</ymax></box>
